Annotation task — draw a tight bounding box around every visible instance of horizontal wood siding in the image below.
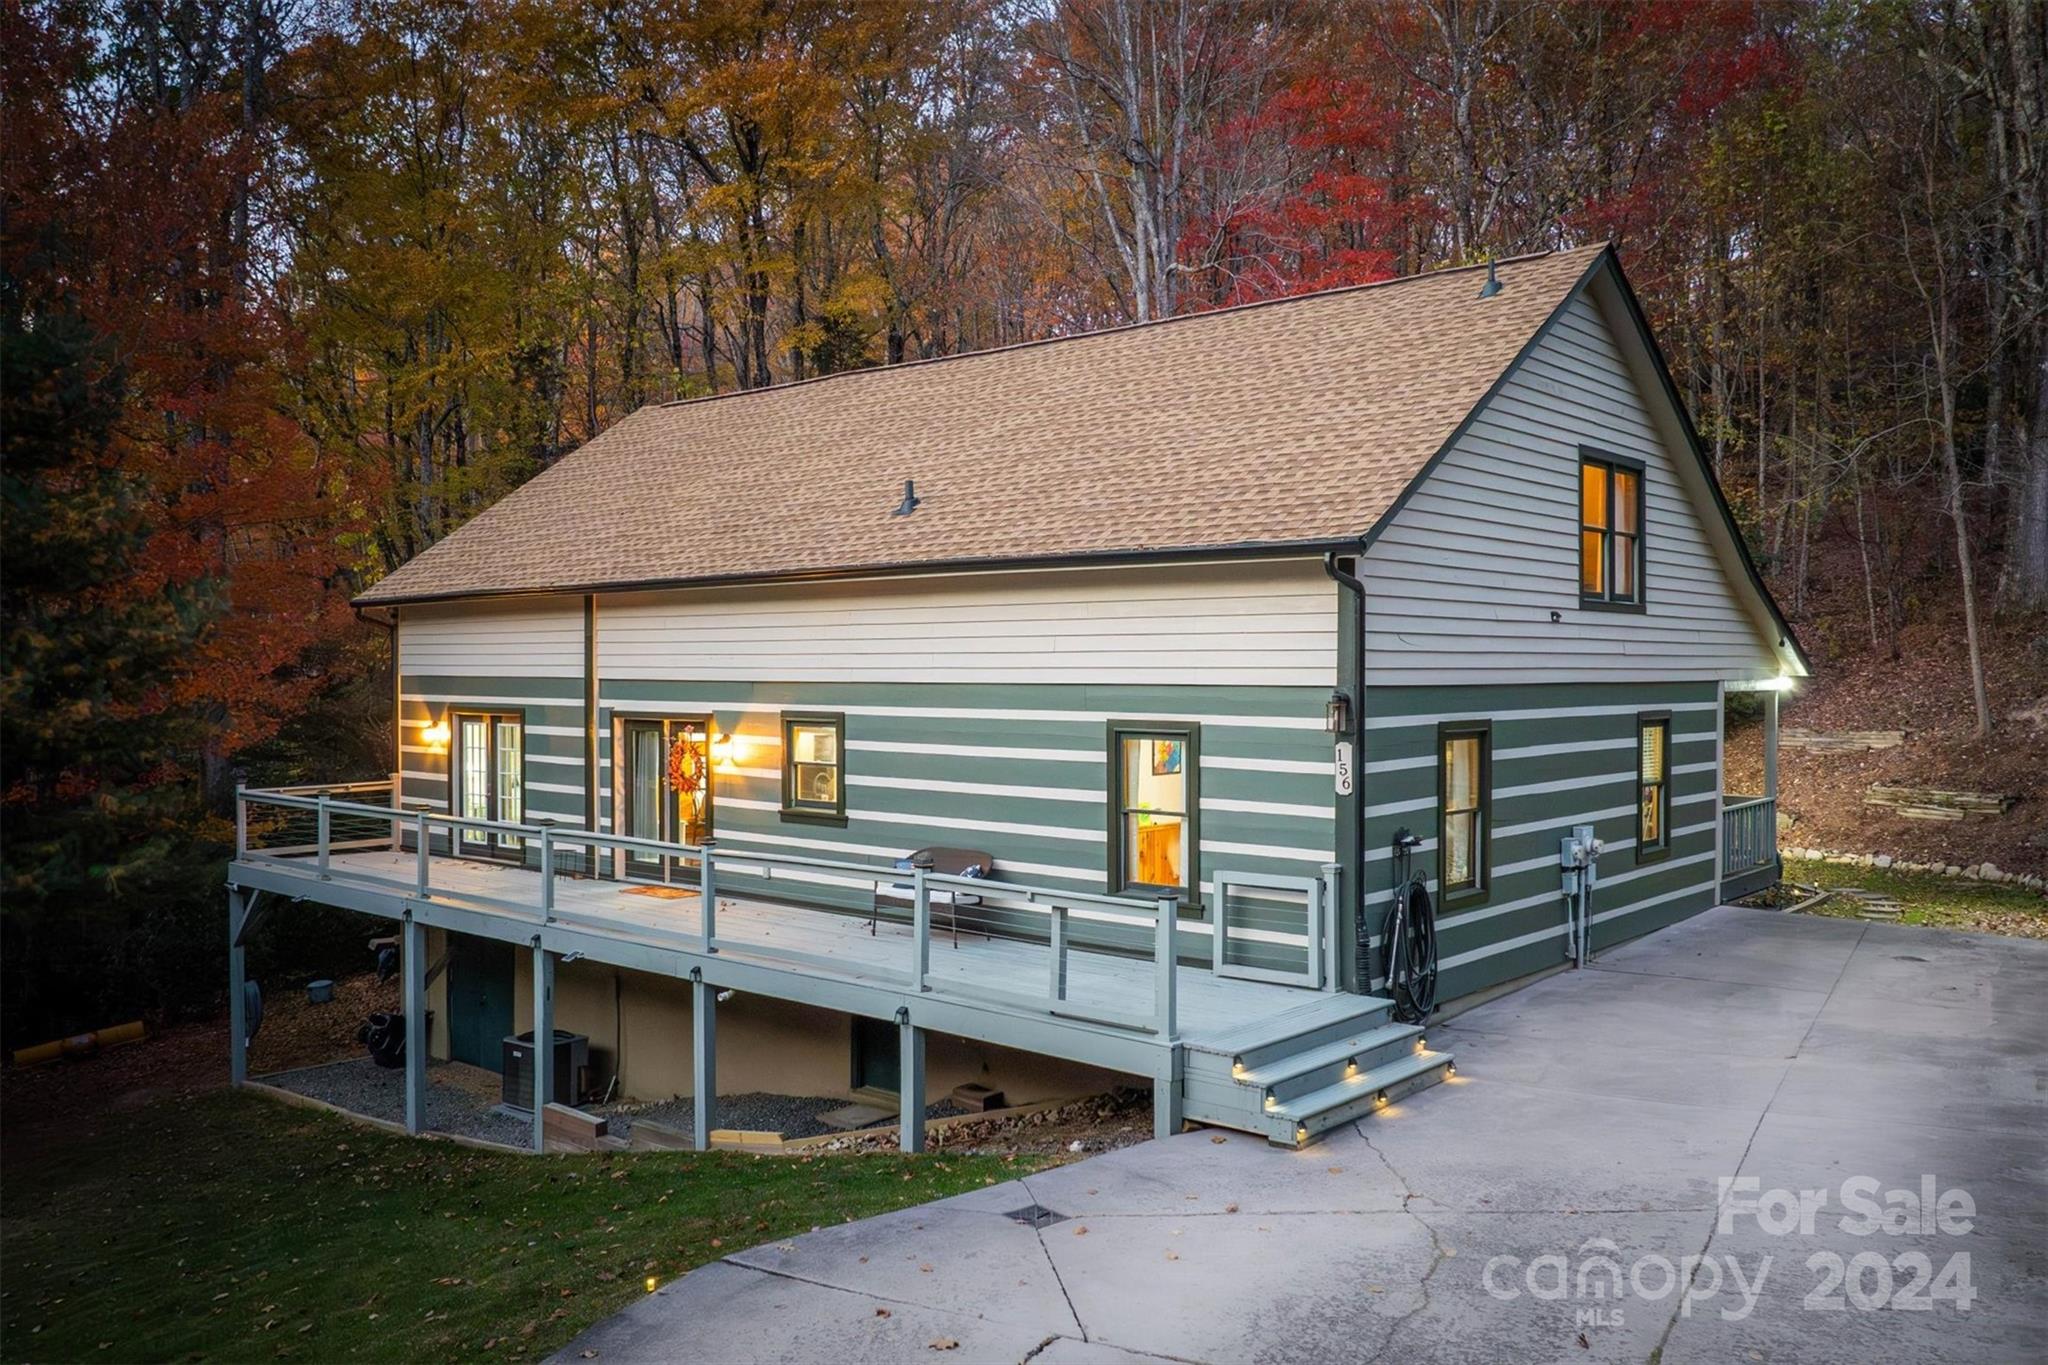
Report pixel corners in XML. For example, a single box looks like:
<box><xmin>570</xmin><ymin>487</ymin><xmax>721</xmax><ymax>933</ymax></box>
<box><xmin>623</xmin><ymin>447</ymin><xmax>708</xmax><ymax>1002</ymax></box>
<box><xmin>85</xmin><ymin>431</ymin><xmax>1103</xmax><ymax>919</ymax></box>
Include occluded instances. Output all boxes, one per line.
<box><xmin>596</xmin><ymin>560</ymin><xmax>1337</xmax><ymax>687</ymax></box>
<box><xmin>389</xmin><ymin>562</ymin><xmax>1340</xmax><ymax>970</ymax></box>
<box><xmin>394</xmin><ymin>676</ymin><xmax>587</xmax><ymax>831</ymax></box>
<box><xmin>399</xmin><ymin>598</ymin><xmax>585</xmax><ymax>679</ymax></box>
<box><xmin>1362</xmin><ymin>292</ymin><xmax>1779</xmax><ymax>685</ymax></box>
<box><xmin>594</xmin><ymin>680</ymin><xmax>1336</xmax><ymax>970</ymax></box>
<box><xmin>1360</xmin><ymin>681</ymin><xmax>1721</xmax><ymax>1001</ymax></box>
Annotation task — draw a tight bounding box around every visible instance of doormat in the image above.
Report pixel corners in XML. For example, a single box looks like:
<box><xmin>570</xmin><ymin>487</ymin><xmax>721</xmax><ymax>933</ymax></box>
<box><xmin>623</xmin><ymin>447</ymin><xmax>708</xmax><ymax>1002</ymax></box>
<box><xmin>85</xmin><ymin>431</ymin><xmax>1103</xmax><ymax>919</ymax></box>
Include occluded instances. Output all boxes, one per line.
<box><xmin>623</xmin><ymin>886</ymin><xmax>693</xmax><ymax>899</ymax></box>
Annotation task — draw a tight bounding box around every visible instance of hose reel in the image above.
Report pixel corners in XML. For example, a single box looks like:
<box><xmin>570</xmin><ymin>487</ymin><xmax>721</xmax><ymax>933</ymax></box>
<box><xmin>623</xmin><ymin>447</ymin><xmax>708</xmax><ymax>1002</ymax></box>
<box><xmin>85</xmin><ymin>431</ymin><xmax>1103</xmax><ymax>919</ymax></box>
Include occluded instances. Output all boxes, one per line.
<box><xmin>1383</xmin><ymin>828</ymin><xmax>1439</xmax><ymax>1024</ymax></box>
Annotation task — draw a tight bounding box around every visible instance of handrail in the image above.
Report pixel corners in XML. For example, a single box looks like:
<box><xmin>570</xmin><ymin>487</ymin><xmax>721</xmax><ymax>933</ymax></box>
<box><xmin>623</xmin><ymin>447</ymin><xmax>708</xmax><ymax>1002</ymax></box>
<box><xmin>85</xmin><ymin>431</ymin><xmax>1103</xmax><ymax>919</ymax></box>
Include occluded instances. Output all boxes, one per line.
<box><xmin>263</xmin><ymin>780</ymin><xmax>395</xmax><ymax>797</ymax></box>
<box><xmin>1721</xmin><ymin>794</ymin><xmax>1778</xmax><ymax>878</ymax></box>
<box><xmin>234</xmin><ymin>784</ymin><xmax>1181</xmax><ymax>1038</ymax></box>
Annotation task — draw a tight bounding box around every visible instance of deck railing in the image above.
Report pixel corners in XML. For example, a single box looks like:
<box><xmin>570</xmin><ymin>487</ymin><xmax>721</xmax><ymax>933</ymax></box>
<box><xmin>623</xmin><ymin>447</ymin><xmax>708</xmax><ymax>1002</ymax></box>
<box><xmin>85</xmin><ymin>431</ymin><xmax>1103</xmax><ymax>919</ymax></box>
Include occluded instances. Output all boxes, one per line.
<box><xmin>235</xmin><ymin>784</ymin><xmax>1179</xmax><ymax>1039</ymax></box>
<box><xmin>1721</xmin><ymin>794</ymin><xmax>1778</xmax><ymax>881</ymax></box>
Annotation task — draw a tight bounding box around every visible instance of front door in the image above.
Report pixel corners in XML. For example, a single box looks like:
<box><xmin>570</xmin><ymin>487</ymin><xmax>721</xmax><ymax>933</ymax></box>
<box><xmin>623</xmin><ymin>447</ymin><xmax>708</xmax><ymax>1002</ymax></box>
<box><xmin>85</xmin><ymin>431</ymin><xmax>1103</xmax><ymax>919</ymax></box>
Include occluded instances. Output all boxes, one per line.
<box><xmin>619</xmin><ymin>717</ymin><xmax>712</xmax><ymax>880</ymax></box>
<box><xmin>447</xmin><ymin>936</ymin><xmax>514</xmax><ymax>1070</ymax></box>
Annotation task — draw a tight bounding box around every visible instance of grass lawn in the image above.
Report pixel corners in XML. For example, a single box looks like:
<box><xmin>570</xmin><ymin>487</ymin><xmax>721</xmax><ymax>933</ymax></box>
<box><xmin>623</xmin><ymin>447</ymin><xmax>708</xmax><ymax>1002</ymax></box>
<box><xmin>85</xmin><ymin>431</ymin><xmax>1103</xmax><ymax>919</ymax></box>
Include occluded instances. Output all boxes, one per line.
<box><xmin>1</xmin><ymin>1089</ymin><xmax>1049</xmax><ymax>1363</ymax></box>
<box><xmin>1780</xmin><ymin>856</ymin><xmax>2048</xmax><ymax>937</ymax></box>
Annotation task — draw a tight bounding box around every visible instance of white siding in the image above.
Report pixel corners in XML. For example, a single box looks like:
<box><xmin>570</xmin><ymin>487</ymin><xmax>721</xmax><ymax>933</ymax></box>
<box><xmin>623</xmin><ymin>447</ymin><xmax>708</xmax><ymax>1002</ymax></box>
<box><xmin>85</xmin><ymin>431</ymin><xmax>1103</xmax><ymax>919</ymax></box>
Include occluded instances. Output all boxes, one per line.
<box><xmin>399</xmin><ymin>596</ymin><xmax>584</xmax><ymax>679</ymax></box>
<box><xmin>1362</xmin><ymin>289</ymin><xmax>1782</xmax><ymax>686</ymax></box>
<box><xmin>597</xmin><ymin>559</ymin><xmax>1337</xmax><ymax>686</ymax></box>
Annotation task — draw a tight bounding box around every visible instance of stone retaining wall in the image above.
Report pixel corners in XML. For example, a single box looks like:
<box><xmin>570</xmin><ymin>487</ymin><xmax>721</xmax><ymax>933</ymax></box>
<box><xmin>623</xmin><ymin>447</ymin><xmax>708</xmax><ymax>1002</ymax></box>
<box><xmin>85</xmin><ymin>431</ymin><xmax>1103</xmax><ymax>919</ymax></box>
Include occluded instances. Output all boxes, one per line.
<box><xmin>1782</xmin><ymin>846</ymin><xmax>2045</xmax><ymax>892</ymax></box>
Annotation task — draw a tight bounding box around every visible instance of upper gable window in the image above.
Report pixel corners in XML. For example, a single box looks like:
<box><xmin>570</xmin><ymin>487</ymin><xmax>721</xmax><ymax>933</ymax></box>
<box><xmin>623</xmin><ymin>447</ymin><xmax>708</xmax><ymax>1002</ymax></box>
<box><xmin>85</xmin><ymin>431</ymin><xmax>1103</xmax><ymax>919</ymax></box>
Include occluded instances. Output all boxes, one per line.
<box><xmin>1579</xmin><ymin>451</ymin><xmax>1645</xmax><ymax>609</ymax></box>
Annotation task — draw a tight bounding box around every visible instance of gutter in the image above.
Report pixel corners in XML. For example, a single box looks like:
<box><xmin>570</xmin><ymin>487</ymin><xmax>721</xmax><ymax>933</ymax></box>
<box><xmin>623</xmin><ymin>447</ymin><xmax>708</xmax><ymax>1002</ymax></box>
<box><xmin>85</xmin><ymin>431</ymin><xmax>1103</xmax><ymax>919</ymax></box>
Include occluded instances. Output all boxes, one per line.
<box><xmin>350</xmin><ymin>537</ymin><xmax>1363</xmax><ymax>611</ymax></box>
<box><xmin>1322</xmin><ymin>543</ymin><xmax>1371</xmax><ymax>992</ymax></box>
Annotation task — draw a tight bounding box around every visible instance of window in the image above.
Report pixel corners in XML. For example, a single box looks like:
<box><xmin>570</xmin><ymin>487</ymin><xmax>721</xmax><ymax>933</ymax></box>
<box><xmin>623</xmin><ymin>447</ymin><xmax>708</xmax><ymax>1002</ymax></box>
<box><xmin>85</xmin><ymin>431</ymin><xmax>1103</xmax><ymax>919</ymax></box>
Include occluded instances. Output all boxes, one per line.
<box><xmin>1109</xmin><ymin>722</ymin><xmax>1199</xmax><ymax>896</ymax></box>
<box><xmin>453</xmin><ymin>713</ymin><xmax>523</xmax><ymax>857</ymax></box>
<box><xmin>781</xmin><ymin>713</ymin><xmax>845</xmax><ymax>822</ymax></box>
<box><xmin>1580</xmin><ymin>450</ymin><xmax>1645</xmax><ymax>608</ymax></box>
<box><xmin>1637</xmin><ymin>714</ymin><xmax>1671</xmax><ymax>860</ymax></box>
<box><xmin>1439</xmin><ymin>723</ymin><xmax>1490</xmax><ymax>901</ymax></box>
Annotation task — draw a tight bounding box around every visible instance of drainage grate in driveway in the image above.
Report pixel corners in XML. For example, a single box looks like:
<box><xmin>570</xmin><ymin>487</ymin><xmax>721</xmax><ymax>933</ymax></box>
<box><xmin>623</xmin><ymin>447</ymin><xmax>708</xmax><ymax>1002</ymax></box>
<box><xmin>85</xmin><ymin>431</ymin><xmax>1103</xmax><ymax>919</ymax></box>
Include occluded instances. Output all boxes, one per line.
<box><xmin>1002</xmin><ymin>1203</ymin><xmax>1069</xmax><ymax>1228</ymax></box>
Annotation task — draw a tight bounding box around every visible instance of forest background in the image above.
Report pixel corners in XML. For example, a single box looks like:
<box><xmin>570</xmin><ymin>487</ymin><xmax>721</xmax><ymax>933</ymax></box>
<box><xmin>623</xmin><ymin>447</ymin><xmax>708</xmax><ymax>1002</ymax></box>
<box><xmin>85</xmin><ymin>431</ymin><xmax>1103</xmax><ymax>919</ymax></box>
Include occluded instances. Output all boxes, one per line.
<box><xmin>4</xmin><ymin>0</ymin><xmax>2043</xmax><ymax>1043</ymax></box>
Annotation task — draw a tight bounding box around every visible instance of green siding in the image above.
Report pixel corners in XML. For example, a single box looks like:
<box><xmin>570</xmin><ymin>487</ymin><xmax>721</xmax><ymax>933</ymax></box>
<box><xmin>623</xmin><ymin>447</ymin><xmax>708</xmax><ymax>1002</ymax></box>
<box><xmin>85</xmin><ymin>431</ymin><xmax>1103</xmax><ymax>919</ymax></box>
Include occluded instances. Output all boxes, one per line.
<box><xmin>399</xmin><ymin>674</ymin><xmax>1337</xmax><ymax>973</ymax></box>
<box><xmin>395</xmin><ymin>671</ymin><xmax>1725</xmax><ymax>997</ymax></box>
<box><xmin>1361</xmin><ymin>681</ymin><xmax>1720</xmax><ymax>1001</ymax></box>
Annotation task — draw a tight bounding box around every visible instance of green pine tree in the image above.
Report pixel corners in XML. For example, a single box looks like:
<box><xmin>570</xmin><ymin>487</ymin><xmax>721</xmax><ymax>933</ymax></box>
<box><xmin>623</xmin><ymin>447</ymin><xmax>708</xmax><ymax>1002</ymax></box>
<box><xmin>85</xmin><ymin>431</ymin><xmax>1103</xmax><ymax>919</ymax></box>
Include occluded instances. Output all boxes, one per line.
<box><xmin>1</xmin><ymin>258</ymin><xmax>221</xmax><ymax>1042</ymax></box>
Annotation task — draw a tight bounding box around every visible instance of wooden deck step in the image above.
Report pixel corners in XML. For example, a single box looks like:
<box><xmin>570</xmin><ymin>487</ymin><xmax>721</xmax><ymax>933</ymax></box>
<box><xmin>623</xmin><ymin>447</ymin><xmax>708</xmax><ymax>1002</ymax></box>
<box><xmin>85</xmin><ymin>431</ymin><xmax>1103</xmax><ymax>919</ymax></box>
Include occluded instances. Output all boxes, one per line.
<box><xmin>1265</xmin><ymin>1051</ymin><xmax>1454</xmax><ymax>1142</ymax></box>
<box><xmin>1232</xmin><ymin>1024</ymin><xmax>1425</xmax><ymax>1103</ymax></box>
<box><xmin>1179</xmin><ymin>992</ymin><xmax>1453</xmax><ymax>1147</ymax></box>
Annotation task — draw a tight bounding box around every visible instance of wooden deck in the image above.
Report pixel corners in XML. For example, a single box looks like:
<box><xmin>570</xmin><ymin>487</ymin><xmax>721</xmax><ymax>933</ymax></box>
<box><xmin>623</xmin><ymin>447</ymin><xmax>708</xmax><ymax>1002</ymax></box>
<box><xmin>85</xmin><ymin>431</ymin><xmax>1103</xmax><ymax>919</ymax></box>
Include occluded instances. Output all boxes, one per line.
<box><xmin>302</xmin><ymin>849</ymin><xmax>1330</xmax><ymax>1051</ymax></box>
<box><xmin>223</xmin><ymin>782</ymin><xmax>1431</xmax><ymax>1149</ymax></box>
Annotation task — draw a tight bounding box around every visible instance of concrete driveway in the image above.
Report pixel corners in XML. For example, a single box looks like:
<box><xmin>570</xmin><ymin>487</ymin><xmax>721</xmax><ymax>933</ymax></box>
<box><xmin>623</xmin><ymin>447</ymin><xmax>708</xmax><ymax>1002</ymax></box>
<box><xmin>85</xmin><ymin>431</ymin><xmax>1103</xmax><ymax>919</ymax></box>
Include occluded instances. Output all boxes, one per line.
<box><xmin>555</xmin><ymin>906</ymin><xmax>2048</xmax><ymax>1363</ymax></box>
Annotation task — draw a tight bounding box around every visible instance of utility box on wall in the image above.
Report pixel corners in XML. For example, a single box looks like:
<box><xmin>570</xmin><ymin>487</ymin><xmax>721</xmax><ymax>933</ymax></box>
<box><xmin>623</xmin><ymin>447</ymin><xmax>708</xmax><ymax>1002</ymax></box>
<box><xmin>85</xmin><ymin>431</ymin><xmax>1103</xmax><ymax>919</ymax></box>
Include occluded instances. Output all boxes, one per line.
<box><xmin>502</xmin><ymin>1029</ymin><xmax>589</xmax><ymax>1110</ymax></box>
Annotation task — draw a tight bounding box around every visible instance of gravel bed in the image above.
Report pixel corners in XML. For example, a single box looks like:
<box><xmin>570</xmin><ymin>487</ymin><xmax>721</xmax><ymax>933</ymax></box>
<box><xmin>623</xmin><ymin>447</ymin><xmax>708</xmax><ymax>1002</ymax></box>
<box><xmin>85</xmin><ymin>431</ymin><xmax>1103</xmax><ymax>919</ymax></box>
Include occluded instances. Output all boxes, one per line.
<box><xmin>261</xmin><ymin>1056</ymin><xmax>529</xmax><ymax>1148</ymax></box>
<box><xmin>605</xmin><ymin>1092</ymin><xmax>965</xmax><ymax>1142</ymax></box>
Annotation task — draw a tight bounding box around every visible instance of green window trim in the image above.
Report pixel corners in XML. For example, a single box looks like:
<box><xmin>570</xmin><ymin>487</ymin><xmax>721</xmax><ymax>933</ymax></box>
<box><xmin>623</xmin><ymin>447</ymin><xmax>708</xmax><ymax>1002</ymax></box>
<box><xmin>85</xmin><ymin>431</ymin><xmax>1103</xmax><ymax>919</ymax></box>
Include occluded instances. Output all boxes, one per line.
<box><xmin>1636</xmin><ymin>712</ymin><xmax>1672</xmax><ymax>863</ymax></box>
<box><xmin>1579</xmin><ymin>446</ymin><xmax>1648</xmax><ymax>613</ymax></box>
<box><xmin>780</xmin><ymin>712</ymin><xmax>847</xmax><ymax>825</ymax></box>
<box><xmin>1105</xmin><ymin>720</ymin><xmax>1200</xmax><ymax>904</ymax></box>
<box><xmin>1437</xmin><ymin>720</ymin><xmax>1492</xmax><ymax>908</ymax></box>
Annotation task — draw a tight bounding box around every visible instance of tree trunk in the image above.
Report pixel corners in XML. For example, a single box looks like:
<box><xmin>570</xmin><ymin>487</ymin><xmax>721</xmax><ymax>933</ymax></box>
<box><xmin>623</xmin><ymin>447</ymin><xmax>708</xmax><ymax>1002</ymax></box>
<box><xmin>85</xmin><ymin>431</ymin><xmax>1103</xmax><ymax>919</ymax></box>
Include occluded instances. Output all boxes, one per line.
<box><xmin>2016</xmin><ymin>350</ymin><xmax>2048</xmax><ymax>604</ymax></box>
<box><xmin>1936</xmin><ymin>370</ymin><xmax>1994</xmax><ymax>737</ymax></box>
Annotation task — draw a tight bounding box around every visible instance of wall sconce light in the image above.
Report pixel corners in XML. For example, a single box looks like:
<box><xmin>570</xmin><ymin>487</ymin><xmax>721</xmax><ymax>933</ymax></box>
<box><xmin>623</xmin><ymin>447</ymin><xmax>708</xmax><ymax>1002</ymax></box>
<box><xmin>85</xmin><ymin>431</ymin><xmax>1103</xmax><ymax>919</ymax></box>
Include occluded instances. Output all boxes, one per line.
<box><xmin>420</xmin><ymin>719</ymin><xmax>452</xmax><ymax>752</ymax></box>
<box><xmin>709</xmin><ymin>731</ymin><xmax>735</xmax><ymax>768</ymax></box>
<box><xmin>1324</xmin><ymin>690</ymin><xmax>1353</xmax><ymax>736</ymax></box>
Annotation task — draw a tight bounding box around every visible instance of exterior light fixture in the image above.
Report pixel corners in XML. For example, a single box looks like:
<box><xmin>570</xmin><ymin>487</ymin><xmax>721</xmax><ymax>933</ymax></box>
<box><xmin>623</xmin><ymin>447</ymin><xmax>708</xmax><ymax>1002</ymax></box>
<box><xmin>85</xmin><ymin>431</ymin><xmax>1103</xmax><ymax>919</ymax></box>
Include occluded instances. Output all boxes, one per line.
<box><xmin>1324</xmin><ymin>690</ymin><xmax>1353</xmax><ymax>735</ymax></box>
<box><xmin>709</xmin><ymin>731</ymin><xmax>735</xmax><ymax>767</ymax></box>
<box><xmin>420</xmin><ymin>719</ymin><xmax>452</xmax><ymax>752</ymax></box>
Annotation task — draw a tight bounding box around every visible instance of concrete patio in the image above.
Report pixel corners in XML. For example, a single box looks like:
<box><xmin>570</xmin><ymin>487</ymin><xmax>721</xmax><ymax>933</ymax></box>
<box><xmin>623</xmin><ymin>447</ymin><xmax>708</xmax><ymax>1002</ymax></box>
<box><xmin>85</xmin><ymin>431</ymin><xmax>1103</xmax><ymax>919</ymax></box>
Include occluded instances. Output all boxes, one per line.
<box><xmin>554</xmin><ymin>906</ymin><xmax>2048</xmax><ymax>1364</ymax></box>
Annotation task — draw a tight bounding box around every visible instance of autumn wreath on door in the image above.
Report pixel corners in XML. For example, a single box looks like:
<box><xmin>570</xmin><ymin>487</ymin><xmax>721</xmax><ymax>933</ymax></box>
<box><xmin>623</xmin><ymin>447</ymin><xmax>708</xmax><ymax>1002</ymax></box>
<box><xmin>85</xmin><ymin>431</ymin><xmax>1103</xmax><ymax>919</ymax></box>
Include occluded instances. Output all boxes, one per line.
<box><xmin>667</xmin><ymin>731</ymin><xmax>709</xmax><ymax>845</ymax></box>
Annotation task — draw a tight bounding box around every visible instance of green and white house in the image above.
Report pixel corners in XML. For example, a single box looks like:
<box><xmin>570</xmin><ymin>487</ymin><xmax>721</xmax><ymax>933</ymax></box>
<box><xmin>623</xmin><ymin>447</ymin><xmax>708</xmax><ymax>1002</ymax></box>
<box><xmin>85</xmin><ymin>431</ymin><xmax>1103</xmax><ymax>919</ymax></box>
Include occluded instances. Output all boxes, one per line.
<box><xmin>227</xmin><ymin>244</ymin><xmax>1805</xmax><ymax>1149</ymax></box>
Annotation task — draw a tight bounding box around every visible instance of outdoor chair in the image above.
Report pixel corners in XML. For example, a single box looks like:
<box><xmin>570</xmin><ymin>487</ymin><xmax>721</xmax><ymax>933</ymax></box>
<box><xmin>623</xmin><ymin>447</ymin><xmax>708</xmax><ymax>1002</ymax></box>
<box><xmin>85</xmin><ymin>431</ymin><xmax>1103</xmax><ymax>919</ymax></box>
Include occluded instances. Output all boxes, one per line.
<box><xmin>868</xmin><ymin>847</ymin><xmax>994</xmax><ymax>946</ymax></box>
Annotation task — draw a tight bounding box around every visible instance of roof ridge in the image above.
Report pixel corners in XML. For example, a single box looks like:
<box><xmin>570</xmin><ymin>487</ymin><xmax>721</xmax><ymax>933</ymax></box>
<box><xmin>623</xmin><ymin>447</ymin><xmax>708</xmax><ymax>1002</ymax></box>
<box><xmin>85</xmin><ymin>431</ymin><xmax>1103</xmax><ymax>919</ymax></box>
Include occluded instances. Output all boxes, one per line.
<box><xmin>653</xmin><ymin>243</ymin><xmax>1603</xmax><ymax>414</ymax></box>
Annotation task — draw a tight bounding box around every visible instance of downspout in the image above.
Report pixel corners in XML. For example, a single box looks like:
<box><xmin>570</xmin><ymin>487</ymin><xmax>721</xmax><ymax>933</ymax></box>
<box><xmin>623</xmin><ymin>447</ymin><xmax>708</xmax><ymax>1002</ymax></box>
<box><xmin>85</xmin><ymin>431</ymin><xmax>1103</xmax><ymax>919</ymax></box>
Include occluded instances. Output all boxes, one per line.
<box><xmin>1322</xmin><ymin>543</ymin><xmax>1370</xmax><ymax>991</ymax></box>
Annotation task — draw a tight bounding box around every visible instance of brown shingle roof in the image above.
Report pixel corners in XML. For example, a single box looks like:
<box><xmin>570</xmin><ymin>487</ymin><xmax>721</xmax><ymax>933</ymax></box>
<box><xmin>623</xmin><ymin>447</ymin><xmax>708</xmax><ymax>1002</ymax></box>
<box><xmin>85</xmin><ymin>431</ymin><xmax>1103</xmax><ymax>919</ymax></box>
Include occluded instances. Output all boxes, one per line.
<box><xmin>357</xmin><ymin>244</ymin><xmax>1609</xmax><ymax>606</ymax></box>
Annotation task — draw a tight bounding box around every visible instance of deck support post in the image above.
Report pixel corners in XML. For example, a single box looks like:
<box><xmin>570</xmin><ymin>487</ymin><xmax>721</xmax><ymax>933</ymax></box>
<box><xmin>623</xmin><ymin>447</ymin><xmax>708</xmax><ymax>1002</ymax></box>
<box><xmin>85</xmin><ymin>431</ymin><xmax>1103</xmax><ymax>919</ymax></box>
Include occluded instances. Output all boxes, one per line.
<box><xmin>897</xmin><ymin>1008</ymin><xmax>925</xmax><ymax>1154</ymax></box>
<box><xmin>1153</xmin><ymin>1045</ymin><xmax>1183</xmax><ymax>1140</ymax></box>
<box><xmin>227</xmin><ymin>886</ymin><xmax>248</xmax><ymax>1087</ymax></box>
<box><xmin>402</xmin><ymin>914</ymin><xmax>427</xmax><ymax>1135</ymax></box>
<box><xmin>1762</xmin><ymin>688</ymin><xmax>1780</xmax><ymax>803</ymax></box>
<box><xmin>531</xmin><ymin>939</ymin><xmax>553</xmax><ymax>1154</ymax></box>
<box><xmin>691</xmin><ymin>972</ymin><xmax>716</xmax><ymax>1151</ymax></box>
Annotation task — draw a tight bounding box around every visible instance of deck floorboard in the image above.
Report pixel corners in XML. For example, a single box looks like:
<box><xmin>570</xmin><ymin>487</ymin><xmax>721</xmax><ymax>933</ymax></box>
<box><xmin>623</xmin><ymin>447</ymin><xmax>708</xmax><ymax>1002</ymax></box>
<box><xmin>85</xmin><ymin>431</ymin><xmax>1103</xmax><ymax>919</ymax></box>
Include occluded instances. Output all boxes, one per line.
<box><xmin>313</xmin><ymin>850</ymin><xmax>1336</xmax><ymax>1049</ymax></box>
